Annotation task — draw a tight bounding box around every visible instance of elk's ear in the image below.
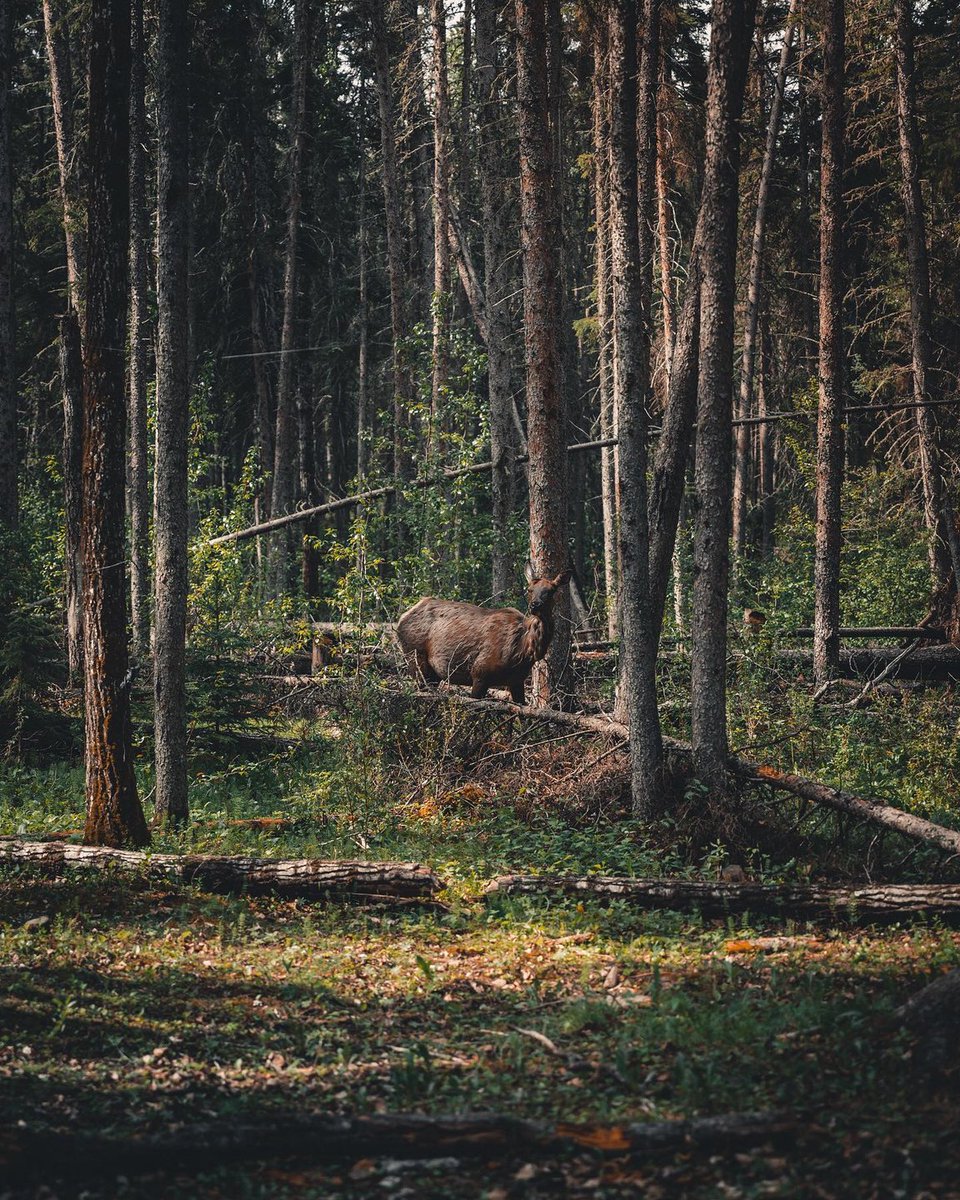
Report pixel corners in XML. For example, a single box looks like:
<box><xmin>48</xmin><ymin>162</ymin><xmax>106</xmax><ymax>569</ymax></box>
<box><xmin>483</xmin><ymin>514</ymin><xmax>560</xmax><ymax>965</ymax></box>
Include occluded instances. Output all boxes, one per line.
<box><xmin>553</xmin><ymin>568</ymin><xmax>572</xmax><ymax>588</ymax></box>
<box><xmin>524</xmin><ymin>560</ymin><xmax>536</xmax><ymax>584</ymax></box>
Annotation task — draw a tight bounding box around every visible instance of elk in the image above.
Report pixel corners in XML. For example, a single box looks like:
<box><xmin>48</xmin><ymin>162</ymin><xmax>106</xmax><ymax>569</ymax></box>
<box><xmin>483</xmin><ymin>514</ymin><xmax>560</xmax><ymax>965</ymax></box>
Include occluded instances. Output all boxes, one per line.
<box><xmin>396</xmin><ymin>564</ymin><xmax>572</xmax><ymax>703</ymax></box>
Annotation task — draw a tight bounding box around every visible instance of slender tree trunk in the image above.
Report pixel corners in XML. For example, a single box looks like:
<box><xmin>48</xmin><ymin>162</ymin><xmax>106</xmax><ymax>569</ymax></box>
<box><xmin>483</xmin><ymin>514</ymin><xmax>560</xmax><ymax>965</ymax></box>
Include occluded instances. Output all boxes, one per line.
<box><xmin>732</xmin><ymin>0</ymin><xmax>797</xmax><ymax>563</ymax></box>
<box><xmin>369</xmin><ymin>0</ymin><xmax>414</xmax><ymax>480</ymax></box>
<box><xmin>60</xmin><ymin>311</ymin><xmax>84</xmax><ymax>684</ymax></box>
<box><xmin>690</xmin><ymin>0</ymin><xmax>757</xmax><ymax>787</ymax></box>
<box><xmin>893</xmin><ymin>0</ymin><xmax>960</xmax><ymax>587</ymax></box>
<box><xmin>128</xmin><ymin>0</ymin><xmax>150</xmax><ymax>657</ymax></box>
<box><xmin>430</xmin><ymin>0</ymin><xmax>451</xmax><ymax>430</ymax></box>
<box><xmin>82</xmin><ymin>0</ymin><xmax>149</xmax><ymax>848</ymax></box>
<box><xmin>609</xmin><ymin>0</ymin><xmax>664</xmax><ymax>816</ymax></box>
<box><xmin>356</xmin><ymin>110</ymin><xmax>370</xmax><ymax>482</ymax></box>
<box><xmin>271</xmin><ymin>0</ymin><xmax>310</xmax><ymax>576</ymax></box>
<box><xmin>153</xmin><ymin>0</ymin><xmax>190</xmax><ymax>828</ymax></box>
<box><xmin>515</xmin><ymin>0</ymin><xmax>570</xmax><ymax>703</ymax></box>
<box><xmin>593</xmin><ymin>19</ymin><xmax>618</xmax><ymax>639</ymax></box>
<box><xmin>0</xmin><ymin>0</ymin><xmax>15</xmax><ymax>529</ymax></box>
<box><xmin>399</xmin><ymin>0</ymin><xmax>434</xmax><ymax>323</ymax></box>
<box><xmin>459</xmin><ymin>0</ymin><xmax>472</xmax><ymax>194</ymax></box>
<box><xmin>813</xmin><ymin>0</ymin><xmax>845</xmax><ymax>688</ymax></box>
<box><xmin>42</xmin><ymin>0</ymin><xmax>82</xmax><ymax>313</ymax></box>
<box><xmin>476</xmin><ymin>0</ymin><xmax>517</xmax><ymax>602</ymax></box>
<box><xmin>758</xmin><ymin>313</ymin><xmax>776</xmax><ymax>558</ymax></box>
<box><xmin>655</xmin><ymin>92</ymin><xmax>675</xmax><ymax>385</ymax></box>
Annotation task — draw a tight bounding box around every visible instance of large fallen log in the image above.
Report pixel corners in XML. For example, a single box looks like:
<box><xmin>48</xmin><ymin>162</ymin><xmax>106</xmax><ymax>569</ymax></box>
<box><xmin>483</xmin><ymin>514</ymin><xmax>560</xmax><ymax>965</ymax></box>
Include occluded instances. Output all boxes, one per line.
<box><xmin>785</xmin><ymin>626</ymin><xmax>947</xmax><ymax>641</ymax></box>
<box><xmin>484</xmin><ymin>875</ymin><xmax>960</xmax><ymax>920</ymax></box>
<box><xmin>0</xmin><ymin>1110</ymin><xmax>798</xmax><ymax>1185</ymax></box>
<box><xmin>396</xmin><ymin>690</ymin><xmax>960</xmax><ymax>857</ymax></box>
<box><xmin>0</xmin><ymin>840</ymin><xmax>441</xmax><ymax>902</ymax></box>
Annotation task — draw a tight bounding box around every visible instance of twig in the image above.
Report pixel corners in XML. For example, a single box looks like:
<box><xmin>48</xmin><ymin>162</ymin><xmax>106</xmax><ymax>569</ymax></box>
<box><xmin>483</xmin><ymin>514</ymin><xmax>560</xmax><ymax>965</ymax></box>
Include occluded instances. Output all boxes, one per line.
<box><xmin>846</xmin><ymin>638</ymin><xmax>923</xmax><ymax>709</ymax></box>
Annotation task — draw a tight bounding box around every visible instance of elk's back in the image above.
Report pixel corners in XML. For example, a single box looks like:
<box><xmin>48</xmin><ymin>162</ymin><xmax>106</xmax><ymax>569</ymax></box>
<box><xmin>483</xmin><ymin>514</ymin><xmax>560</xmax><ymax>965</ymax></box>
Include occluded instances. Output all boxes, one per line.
<box><xmin>396</xmin><ymin>597</ymin><xmax>525</xmax><ymax>685</ymax></box>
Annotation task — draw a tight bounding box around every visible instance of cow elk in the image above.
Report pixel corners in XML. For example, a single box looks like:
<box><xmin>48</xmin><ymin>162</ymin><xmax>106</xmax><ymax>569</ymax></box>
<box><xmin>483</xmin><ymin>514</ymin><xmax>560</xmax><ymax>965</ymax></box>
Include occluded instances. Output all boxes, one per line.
<box><xmin>396</xmin><ymin>564</ymin><xmax>572</xmax><ymax>704</ymax></box>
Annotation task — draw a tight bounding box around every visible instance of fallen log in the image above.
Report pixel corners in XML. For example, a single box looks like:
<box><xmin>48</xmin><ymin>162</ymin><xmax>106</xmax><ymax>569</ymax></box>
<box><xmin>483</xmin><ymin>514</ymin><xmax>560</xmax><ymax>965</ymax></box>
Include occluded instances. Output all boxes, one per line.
<box><xmin>484</xmin><ymin>875</ymin><xmax>960</xmax><ymax>921</ymax></box>
<box><xmin>785</xmin><ymin>626</ymin><xmax>946</xmax><ymax>641</ymax></box>
<box><xmin>0</xmin><ymin>840</ymin><xmax>442</xmax><ymax>903</ymax></box>
<box><xmin>780</xmin><ymin>646</ymin><xmax>960</xmax><ymax>681</ymax></box>
<box><xmin>0</xmin><ymin>1110</ymin><xmax>798</xmax><ymax>1185</ymax></box>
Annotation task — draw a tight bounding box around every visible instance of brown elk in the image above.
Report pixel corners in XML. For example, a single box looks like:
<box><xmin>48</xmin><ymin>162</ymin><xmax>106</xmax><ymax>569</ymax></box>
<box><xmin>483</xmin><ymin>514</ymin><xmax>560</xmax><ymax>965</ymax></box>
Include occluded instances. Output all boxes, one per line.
<box><xmin>396</xmin><ymin>564</ymin><xmax>572</xmax><ymax>704</ymax></box>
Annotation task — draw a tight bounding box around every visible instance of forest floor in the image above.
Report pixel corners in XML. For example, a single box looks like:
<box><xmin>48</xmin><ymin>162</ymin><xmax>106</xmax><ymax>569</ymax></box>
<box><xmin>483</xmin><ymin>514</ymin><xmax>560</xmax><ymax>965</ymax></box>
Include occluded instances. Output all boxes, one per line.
<box><xmin>3</xmin><ymin>685</ymin><xmax>960</xmax><ymax>1197</ymax></box>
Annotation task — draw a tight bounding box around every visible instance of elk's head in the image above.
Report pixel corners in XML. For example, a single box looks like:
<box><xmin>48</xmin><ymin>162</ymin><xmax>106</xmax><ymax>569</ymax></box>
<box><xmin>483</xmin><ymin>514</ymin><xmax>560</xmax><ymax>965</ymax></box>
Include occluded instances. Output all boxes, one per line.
<box><xmin>524</xmin><ymin>562</ymin><xmax>572</xmax><ymax>616</ymax></box>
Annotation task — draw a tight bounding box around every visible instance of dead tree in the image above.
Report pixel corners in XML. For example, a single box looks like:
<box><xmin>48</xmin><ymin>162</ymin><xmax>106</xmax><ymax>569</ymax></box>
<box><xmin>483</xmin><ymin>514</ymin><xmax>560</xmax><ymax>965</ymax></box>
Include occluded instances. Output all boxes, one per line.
<box><xmin>893</xmin><ymin>0</ymin><xmax>960</xmax><ymax>587</ymax></box>
<box><xmin>42</xmin><ymin>0</ymin><xmax>83</xmax><ymax>311</ymax></box>
<box><xmin>515</xmin><ymin>0</ymin><xmax>570</xmax><ymax>703</ymax></box>
<box><xmin>81</xmin><ymin>0</ymin><xmax>150</xmax><ymax>848</ymax></box>
<box><xmin>691</xmin><ymin>0</ymin><xmax>757</xmax><ymax>785</ymax></box>
<box><xmin>608</xmin><ymin>0</ymin><xmax>664</xmax><ymax>816</ymax></box>
<box><xmin>813</xmin><ymin>0</ymin><xmax>845</xmax><ymax>687</ymax></box>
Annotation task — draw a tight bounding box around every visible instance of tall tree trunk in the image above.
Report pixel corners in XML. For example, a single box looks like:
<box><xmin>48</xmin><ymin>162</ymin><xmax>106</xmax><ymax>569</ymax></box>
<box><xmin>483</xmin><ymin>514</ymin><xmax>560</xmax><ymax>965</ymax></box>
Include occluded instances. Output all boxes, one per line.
<box><xmin>60</xmin><ymin>311</ymin><xmax>83</xmax><ymax>684</ymax></box>
<box><xmin>459</xmin><ymin>0</ymin><xmax>472</xmax><ymax>194</ymax></box>
<box><xmin>430</xmin><ymin>0</ymin><xmax>451</xmax><ymax>430</ymax></box>
<box><xmin>356</xmin><ymin>105</ymin><xmax>370</xmax><ymax>481</ymax></box>
<box><xmin>690</xmin><ymin>0</ymin><xmax>756</xmax><ymax>787</ymax></box>
<box><xmin>476</xmin><ymin>0</ymin><xmax>517</xmax><ymax>602</ymax></box>
<box><xmin>271</xmin><ymin>0</ymin><xmax>311</xmax><ymax>562</ymax></box>
<box><xmin>515</xmin><ymin>0</ymin><xmax>570</xmax><ymax>703</ymax></box>
<box><xmin>732</xmin><ymin>0</ymin><xmax>798</xmax><ymax>563</ymax></box>
<box><xmin>369</xmin><ymin>0</ymin><xmax>414</xmax><ymax>480</ymax></box>
<box><xmin>655</xmin><ymin>89</ymin><xmax>675</xmax><ymax>385</ymax></box>
<box><xmin>82</xmin><ymin>0</ymin><xmax>149</xmax><ymax>848</ymax></box>
<box><xmin>42</xmin><ymin>0</ymin><xmax>82</xmax><ymax>312</ymax></box>
<box><xmin>153</xmin><ymin>0</ymin><xmax>190</xmax><ymax>828</ymax></box>
<box><xmin>893</xmin><ymin>0</ymin><xmax>960</xmax><ymax>587</ymax></box>
<box><xmin>758</xmin><ymin>313</ymin><xmax>776</xmax><ymax>558</ymax></box>
<box><xmin>813</xmin><ymin>0</ymin><xmax>845</xmax><ymax>688</ymax></box>
<box><xmin>592</xmin><ymin>18</ymin><xmax>618</xmax><ymax>639</ymax></box>
<box><xmin>128</xmin><ymin>0</ymin><xmax>150</xmax><ymax>657</ymax></box>
<box><xmin>0</xmin><ymin>0</ymin><xmax>14</xmax><ymax>529</ymax></box>
<box><xmin>609</xmin><ymin>0</ymin><xmax>664</xmax><ymax>817</ymax></box>
<box><xmin>399</xmin><ymin>0</ymin><xmax>435</xmax><ymax>323</ymax></box>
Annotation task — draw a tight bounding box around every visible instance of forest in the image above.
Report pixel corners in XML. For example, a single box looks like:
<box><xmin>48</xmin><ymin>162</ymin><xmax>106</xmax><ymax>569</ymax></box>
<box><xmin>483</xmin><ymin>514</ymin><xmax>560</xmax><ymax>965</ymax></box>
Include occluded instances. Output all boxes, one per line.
<box><xmin>2</xmin><ymin>0</ymin><xmax>960</xmax><ymax>1194</ymax></box>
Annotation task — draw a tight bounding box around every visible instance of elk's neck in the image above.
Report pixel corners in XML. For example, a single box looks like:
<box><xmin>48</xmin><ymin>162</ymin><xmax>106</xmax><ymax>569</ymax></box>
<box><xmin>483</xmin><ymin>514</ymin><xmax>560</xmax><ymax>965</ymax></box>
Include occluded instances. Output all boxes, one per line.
<box><xmin>522</xmin><ymin>611</ymin><xmax>554</xmax><ymax>662</ymax></box>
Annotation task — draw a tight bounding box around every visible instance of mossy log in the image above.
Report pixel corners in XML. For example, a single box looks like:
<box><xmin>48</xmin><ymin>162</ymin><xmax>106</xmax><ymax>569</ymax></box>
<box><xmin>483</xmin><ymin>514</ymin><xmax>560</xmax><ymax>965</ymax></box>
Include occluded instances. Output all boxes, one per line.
<box><xmin>0</xmin><ymin>839</ymin><xmax>441</xmax><ymax>902</ymax></box>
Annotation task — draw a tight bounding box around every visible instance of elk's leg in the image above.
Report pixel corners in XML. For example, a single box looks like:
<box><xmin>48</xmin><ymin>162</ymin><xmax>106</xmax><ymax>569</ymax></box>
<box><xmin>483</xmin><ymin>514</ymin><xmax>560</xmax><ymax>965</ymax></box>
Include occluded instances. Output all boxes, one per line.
<box><xmin>509</xmin><ymin>681</ymin><xmax>526</xmax><ymax>705</ymax></box>
<box><xmin>470</xmin><ymin>675</ymin><xmax>489</xmax><ymax>700</ymax></box>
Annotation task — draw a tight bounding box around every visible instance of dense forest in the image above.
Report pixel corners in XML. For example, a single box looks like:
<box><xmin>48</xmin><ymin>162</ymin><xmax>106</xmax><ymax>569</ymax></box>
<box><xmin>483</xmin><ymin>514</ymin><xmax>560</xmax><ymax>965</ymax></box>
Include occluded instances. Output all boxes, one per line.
<box><xmin>3</xmin><ymin>0</ymin><xmax>960</xmax><ymax>1195</ymax></box>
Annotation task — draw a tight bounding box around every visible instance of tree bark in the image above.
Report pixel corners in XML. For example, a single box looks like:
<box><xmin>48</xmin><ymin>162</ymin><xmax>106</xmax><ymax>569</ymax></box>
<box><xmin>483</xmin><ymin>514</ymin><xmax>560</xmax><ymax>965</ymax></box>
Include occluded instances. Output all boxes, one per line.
<box><xmin>153</xmin><ymin>0</ymin><xmax>190</xmax><ymax>828</ymax></box>
<box><xmin>0</xmin><ymin>0</ymin><xmax>15</xmax><ymax>530</ymax></box>
<box><xmin>42</xmin><ymin>0</ymin><xmax>82</xmax><ymax>313</ymax></box>
<box><xmin>893</xmin><ymin>0</ymin><xmax>960</xmax><ymax>588</ymax></box>
<box><xmin>60</xmin><ymin>311</ymin><xmax>84</xmax><ymax>684</ymax></box>
<box><xmin>608</xmin><ymin>0</ymin><xmax>663</xmax><ymax>816</ymax></box>
<box><xmin>81</xmin><ymin>0</ymin><xmax>149</xmax><ymax>849</ymax></box>
<box><xmin>691</xmin><ymin>0</ymin><xmax>756</xmax><ymax>787</ymax></box>
<box><xmin>369</xmin><ymin>0</ymin><xmax>414</xmax><ymax>480</ymax></box>
<box><xmin>486</xmin><ymin>875</ymin><xmax>960</xmax><ymax>921</ymax></box>
<box><xmin>732</xmin><ymin>0</ymin><xmax>798</xmax><ymax>563</ymax></box>
<box><xmin>515</xmin><ymin>0</ymin><xmax>570</xmax><ymax>704</ymax></box>
<box><xmin>592</xmin><ymin>18</ymin><xmax>618</xmax><ymax>639</ymax></box>
<box><xmin>398</xmin><ymin>0</ymin><xmax>435</xmax><ymax>323</ymax></box>
<box><xmin>128</xmin><ymin>0</ymin><xmax>150</xmax><ymax>658</ymax></box>
<box><xmin>357</xmin><ymin>103</ymin><xmax>370</xmax><ymax>481</ymax></box>
<box><xmin>271</xmin><ymin>0</ymin><xmax>311</xmax><ymax>565</ymax></box>
<box><xmin>476</xmin><ymin>0</ymin><xmax>517</xmax><ymax>602</ymax></box>
<box><xmin>813</xmin><ymin>0</ymin><xmax>845</xmax><ymax>688</ymax></box>
<box><xmin>0</xmin><ymin>840</ymin><xmax>441</xmax><ymax>901</ymax></box>
<box><xmin>430</xmin><ymin>0</ymin><xmax>451</xmax><ymax>429</ymax></box>
<box><xmin>758</xmin><ymin>314</ymin><xmax>776</xmax><ymax>557</ymax></box>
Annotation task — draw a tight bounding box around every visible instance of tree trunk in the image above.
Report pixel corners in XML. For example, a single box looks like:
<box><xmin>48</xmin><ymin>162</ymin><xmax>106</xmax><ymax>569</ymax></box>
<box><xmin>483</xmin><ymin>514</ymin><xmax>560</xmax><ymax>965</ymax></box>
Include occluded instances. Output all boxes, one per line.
<box><xmin>153</xmin><ymin>0</ymin><xmax>190</xmax><ymax>828</ymax></box>
<box><xmin>0</xmin><ymin>840</ymin><xmax>441</xmax><ymax>901</ymax></box>
<box><xmin>356</xmin><ymin>101</ymin><xmax>370</xmax><ymax>481</ymax></box>
<box><xmin>893</xmin><ymin>0</ymin><xmax>960</xmax><ymax>588</ymax></box>
<box><xmin>477</xmin><ymin>0</ymin><xmax>517</xmax><ymax>602</ymax></box>
<box><xmin>60</xmin><ymin>311</ymin><xmax>84</xmax><ymax>684</ymax></box>
<box><xmin>655</xmin><ymin>68</ymin><xmax>676</xmax><ymax>385</ymax></box>
<box><xmin>0</xmin><ymin>0</ymin><xmax>15</xmax><ymax>530</ymax></box>
<box><xmin>369</xmin><ymin>0</ymin><xmax>414</xmax><ymax>480</ymax></box>
<box><xmin>732</xmin><ymin>0</ymin><xmax>798</xmax><ymax>563</ymax></box>
<box><xmin>81</xmin><ymin>0</ymin><xmax>149</xmax><ymax>849</ymax></box>
<box><xmin>608</xmin><ymin>0</ymin><xmax>663</xmax><ymax>816</ymax></box>
<box><xmin>758</xmin><ymin>315</ymin><xmax>776</xmax><ymax>557</ymax></box>
<box><xmin>42</xmin><ymin>0</ymin><xmax>82</xmax><ymax>313</ymax></box>
<box><xmin>430</xmin><ymin>0</ymin><xmax>451</xmax><ymax>432</ymax></box>
<box><xmin>271</xmin><ymin>0</ymin><xmax>311</xmax><ymax>575</ymax></box>
<box><xmin>691</xmin><ymin>0</ymin><xmax>756</xmax><ymax>787</ymax></box>
<box><xmin>486</xmin><ymin>875</ymin><xmax>960</xmax><ymax>922</ymax></box>
<box><xmin>592</xmin><ymin>19</ymin><xmax>618</xmax><ymax>639</ymax></box>
<box><xmin>128</xmin><ymin>0</ymin><xmax>150</xmax><ymax>658</ymax></box>
<box><xmin>515</xmin><ymin>0</ymin><xmax>570</xmax><ymax>704</ymax></box>
<box><xmin>398</xmin><ymin>0</ymin><xmax>435</xmax><ymax>324</ymax></box>
<box><xmin>812</xmin><ymin>0</ymin><xmax>845</xmax><ymax>688</ymax></box>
